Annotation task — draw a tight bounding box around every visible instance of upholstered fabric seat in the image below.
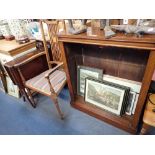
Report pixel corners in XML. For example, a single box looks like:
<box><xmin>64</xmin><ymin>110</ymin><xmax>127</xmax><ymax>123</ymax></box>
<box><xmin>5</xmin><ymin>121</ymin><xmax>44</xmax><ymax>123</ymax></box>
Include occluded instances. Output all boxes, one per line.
<box><xmin>26</xmin><ymin>69</ymin><xmax>66</xmax><ymax>96</ymax></box>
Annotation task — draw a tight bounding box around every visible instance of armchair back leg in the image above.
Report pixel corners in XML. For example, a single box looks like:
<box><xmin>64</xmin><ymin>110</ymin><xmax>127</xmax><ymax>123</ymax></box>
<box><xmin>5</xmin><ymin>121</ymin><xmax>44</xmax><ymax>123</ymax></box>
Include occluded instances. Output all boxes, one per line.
<box><xmin>26</xmin><ymin>88</ymin><xmax>37</xmax><ymax>108</ymax></box>
<box><xmin>21</xmin><ymin>88</ymin><xmax>36</xmax><ymax>108</ymax></box>
<box><xmin>22</xmin><ymin>94</ymin><xmax>26</xmax><ymax>102</ymax></box>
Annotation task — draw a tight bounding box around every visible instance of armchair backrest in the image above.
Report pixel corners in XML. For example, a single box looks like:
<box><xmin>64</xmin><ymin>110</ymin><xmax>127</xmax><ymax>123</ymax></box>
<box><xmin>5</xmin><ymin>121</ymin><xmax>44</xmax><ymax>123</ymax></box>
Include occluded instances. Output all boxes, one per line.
<box><xmin>40</xmin><ymin>20</ymin><xmax>63</xmax><ymax>66</ymax></box>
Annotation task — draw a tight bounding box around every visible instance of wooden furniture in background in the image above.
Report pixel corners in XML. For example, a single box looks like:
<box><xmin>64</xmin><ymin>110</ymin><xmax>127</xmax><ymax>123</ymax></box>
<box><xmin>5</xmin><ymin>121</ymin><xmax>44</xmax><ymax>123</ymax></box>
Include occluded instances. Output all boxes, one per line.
<box><xmin>58</xmin><ymin>27</ymin><xmax>155</xmax><ymax>134</ymax></box>
<box><xmin>36</xmin><ymin>40</ymin><xmax>56</xmax><ymax>63</ymax></box>
<box><xmin>140</xmin><ymin>94</ymin><xmax>155</xmax><ymax>134</ymax></box>
<box><xmin>0</xmin><ymin>39</ymin><xmax>36</xmax><ymax>56</ymax></box>
<box><xmin>13</xmin><ymin>52</ymin><xmax>66</xmax><ymax>119</ymax></box>
<box><xmin>4</xmin><ymin>50</ymin><xmax>40</xmax><ymax>86</ymax></box>
<box><xmin>0</xmin><ymin>39</ymin><xmax>36</xmax><ymax>97</ymax></box>
<box><xmin>4</xmin><ymin>50</ymin><xmax>41</xmax><ymax>100</ymax></box>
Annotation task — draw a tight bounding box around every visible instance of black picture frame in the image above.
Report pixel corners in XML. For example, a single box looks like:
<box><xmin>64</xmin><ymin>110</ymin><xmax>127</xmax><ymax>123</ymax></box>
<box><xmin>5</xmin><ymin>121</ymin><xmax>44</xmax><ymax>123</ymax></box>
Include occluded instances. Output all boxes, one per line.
<box><xmin>125</xmin><ymin>91</ymin><xmax>136</xmax><ymax>115</ymax></box>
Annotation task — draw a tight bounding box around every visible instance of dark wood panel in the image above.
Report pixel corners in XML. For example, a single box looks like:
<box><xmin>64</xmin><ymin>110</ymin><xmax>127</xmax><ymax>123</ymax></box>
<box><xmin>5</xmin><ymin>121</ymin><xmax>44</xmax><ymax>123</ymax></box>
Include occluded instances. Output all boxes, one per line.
<box><xmin>17</xmin><ymin>54</ymin><xmax>48</xmax><ymax>81</ymax></box>
<box><xmin>132</xmin><ymin>51</ymin><xmax>155</xmax><ymax>128</ymax></box>
<box><xmin>4</xmin><ymin>50</ymin><xmax>43</xmax><ymax>89</ymax></box>
<box><xmin>64</xmin><ymin>43</ymin><xmax>149</xmax><ymax>82</ymax></box>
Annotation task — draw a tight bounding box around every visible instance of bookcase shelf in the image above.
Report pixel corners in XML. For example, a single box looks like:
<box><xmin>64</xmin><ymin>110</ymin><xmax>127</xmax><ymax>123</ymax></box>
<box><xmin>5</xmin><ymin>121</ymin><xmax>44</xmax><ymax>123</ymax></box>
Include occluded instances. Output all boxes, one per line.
<box><xmin>72</xmin><ymin>95</ymin><xmax>135</xmax><ymax>133</ymax></box>
<box><xmin>58</xmin><ymin>28</ymin><xmax>155</xmax><ymax>134</ymax></box>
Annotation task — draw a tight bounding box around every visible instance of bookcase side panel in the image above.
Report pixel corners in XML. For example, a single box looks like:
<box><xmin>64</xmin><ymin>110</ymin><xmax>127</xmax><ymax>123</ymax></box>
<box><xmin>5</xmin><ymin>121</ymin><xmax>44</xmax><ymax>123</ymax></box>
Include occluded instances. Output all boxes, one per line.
<box><xmin>132</xmin><ymin>50</ymin><xmax>155</xmax><ymax>128</ymax></box>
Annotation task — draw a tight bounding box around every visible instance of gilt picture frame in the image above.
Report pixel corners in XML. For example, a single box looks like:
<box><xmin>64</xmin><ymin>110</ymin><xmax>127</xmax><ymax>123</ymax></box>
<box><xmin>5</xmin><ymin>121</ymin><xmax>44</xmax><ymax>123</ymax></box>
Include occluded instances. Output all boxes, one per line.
<box><xmin>84</xmin><ymin>78</ymin><xmax>126</xmax><ymax>116</ymax></box>
<box><xmin>77</xmin><ymin>65</ymin><xmax>103</xmax><ymax>96</ymax></box>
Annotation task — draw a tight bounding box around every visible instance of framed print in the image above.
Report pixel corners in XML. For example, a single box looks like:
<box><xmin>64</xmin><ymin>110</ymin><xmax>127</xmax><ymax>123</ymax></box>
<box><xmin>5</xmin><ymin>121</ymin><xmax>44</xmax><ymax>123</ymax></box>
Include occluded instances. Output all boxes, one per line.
<box><xmin>85</xmin><ymin>78</ymin><xmax>127</xmax><ymax>116</ymax></box>
<box><xmin>103</xmin><ymin>74</ymin><xmax>141</xmax><ymax>93</ymax></box>
<box><xmin>125</xmin><ymin>91</ymin><xmax>136</xmax><ymax>115</ymax></box>
<box><xmin>77</xmin><ymin>65</ymin><xmax>103</xmax><ymax>96</ymax></box>
<box><xmin>131</xmin><ymin>93</ymin><xmax>139</xmax><ymax>114</ymax></box>
<box><xmin>6</xmin><ymin>76</ymin><xmax>20</xmax><ymax>98</ymax></box>
<box><xmin>0</xmin><ymin>77</ymin><xmax>5</xmax><ymax>93</ymax></box>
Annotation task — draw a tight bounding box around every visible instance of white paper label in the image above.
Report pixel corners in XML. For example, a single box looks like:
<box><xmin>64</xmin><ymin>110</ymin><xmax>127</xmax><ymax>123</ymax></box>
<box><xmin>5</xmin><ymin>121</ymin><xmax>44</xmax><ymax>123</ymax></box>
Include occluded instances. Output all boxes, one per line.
<box><xmin>123</xmin><ymin>19</ymin><xmax>128</xmax><ymax>24</ymax></box>
<box><xmin>148</xmin><ymin>28</ymin><xmax>154</xmax><ymax>32</ymax></box>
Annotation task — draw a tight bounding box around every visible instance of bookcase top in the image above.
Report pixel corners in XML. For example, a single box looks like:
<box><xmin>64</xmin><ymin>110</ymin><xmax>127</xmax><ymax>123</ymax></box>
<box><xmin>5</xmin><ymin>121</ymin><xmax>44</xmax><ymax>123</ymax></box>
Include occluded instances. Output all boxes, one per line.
<box><xmin>58</xmin><ymin>27</ymin><xmax>155</xmax><ymax>50</ymax></box>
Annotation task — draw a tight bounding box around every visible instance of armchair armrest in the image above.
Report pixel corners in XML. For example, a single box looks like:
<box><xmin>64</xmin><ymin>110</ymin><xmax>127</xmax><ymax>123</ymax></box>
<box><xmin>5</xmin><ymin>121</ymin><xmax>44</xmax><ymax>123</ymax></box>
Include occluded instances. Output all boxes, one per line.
<box><xmin>44</xmin><ymin>62</ymin><xmax>63</xmax><ymax>79</ymax></box>
<box><xmin>49</xmin><ymin>61</ymin><xmax>62</xmax><ymax>65</ymax></box>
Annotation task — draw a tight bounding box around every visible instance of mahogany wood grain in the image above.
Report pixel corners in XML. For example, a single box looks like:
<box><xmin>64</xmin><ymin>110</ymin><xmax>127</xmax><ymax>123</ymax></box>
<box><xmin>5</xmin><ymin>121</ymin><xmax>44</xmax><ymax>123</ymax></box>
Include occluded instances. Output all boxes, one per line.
<box><xmin>4</xmin><ymin>50</ymin><xmax>41</xmax><ymax>88</ymax></box>
<box><xmin>58</xmin><ymin>28</ymin><xmax>155</xmax><ymax>50</ymax></box>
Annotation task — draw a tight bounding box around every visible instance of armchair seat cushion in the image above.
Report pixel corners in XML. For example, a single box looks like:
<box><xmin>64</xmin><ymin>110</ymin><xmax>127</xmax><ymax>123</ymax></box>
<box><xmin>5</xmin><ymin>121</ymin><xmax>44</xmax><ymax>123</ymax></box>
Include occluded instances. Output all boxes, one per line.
<box><xmin>25</xmin><ymin>69</ymin><xmax>66</xmax><ymax>96</ymax></box>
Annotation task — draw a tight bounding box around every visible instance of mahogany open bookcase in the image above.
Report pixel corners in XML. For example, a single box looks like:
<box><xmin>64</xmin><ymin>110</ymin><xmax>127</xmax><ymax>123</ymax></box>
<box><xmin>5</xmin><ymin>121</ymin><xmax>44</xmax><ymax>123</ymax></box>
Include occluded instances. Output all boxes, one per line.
<box><xmin>58</xmin><ymin>28</ymin><xmax>155</xmax><ymax>134</ymax></box>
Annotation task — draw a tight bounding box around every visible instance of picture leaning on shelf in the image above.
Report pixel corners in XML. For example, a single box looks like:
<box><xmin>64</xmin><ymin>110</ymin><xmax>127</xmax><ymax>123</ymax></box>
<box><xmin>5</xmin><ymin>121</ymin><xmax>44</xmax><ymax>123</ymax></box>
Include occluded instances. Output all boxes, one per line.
<box><xmin>77</xmin><ymin>65</ymin><xmax>103</xmax><ymax>96</ymax></box>
<box><xmin>84</xmin><ymin>77</ymin><xmax>130</xmax><ymax>116</ymax></box>
<box><xmin>0</xmin><ymin>77</ymin><xmax>5</xmax><ymax>93</ymax></box>
<box><xmin>76</xmin><ymin>65</ymin><xmax>141</xmax><ymax>116</ymax></box>
<box><xmin>102</xmin><ymin>74</ymin><xmax>141</xmax><ymax>115</ymax></box>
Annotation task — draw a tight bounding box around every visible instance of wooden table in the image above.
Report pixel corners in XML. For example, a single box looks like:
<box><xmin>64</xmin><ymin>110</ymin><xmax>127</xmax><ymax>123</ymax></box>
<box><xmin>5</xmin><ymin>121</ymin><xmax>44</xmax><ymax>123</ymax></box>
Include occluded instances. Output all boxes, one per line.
<box><xmin>0</xmin><ymin>39</ymin><xmax>36</xmax><ymax>97</ymax></box>
<box><xmin>0</xmin><ymin>39</ymin><xmax>36</xmax><ymax>56</ymax></box>
<box><xmin>140</xmin><ymin>94</ymin><xmax>155</xmax><ymax>134</ymax></box>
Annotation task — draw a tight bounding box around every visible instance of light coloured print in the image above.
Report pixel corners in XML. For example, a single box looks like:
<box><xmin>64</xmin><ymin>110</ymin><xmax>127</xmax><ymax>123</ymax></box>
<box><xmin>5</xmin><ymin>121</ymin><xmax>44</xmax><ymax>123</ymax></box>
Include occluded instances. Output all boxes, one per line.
<box><xmin>85</xmin><ymin>79</ymin><xmax>125</xmax><ymax>115</ymax></box>
<box><xmin>6</xmin><ymin>76</ymin><xmax>20</xmax><ymax>98</ymax></box>
<box><xmin>103</xmin><ymin>74</ymin><xmax>141</xmax><ymax>93</ymax></box>
<box><xmin>80</xmin><ymin>69</ymin><xmax>99</xmax><ymax>93</ymax></box>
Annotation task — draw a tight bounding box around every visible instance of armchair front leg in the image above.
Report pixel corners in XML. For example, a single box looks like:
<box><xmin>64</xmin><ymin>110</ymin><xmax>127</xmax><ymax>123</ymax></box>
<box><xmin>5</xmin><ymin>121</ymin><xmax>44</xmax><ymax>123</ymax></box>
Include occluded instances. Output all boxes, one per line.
<box><xmin>45</xmin><ymin>76</ymin><xmax>56</xmax><ymax>95</ymax></box>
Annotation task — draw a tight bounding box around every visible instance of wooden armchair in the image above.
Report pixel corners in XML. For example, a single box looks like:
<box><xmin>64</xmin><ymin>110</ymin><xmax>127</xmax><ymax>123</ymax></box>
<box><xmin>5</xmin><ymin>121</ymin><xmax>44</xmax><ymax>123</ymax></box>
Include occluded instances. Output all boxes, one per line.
<box><xmin>14</xmin><ymin>52</ymin><xmax>66</xmax><ymax>119</ymax></box>
<box><xmin>12</xmin><ymin>20</ymin><xmax>67</xmax><ymax>119</ymax></box>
